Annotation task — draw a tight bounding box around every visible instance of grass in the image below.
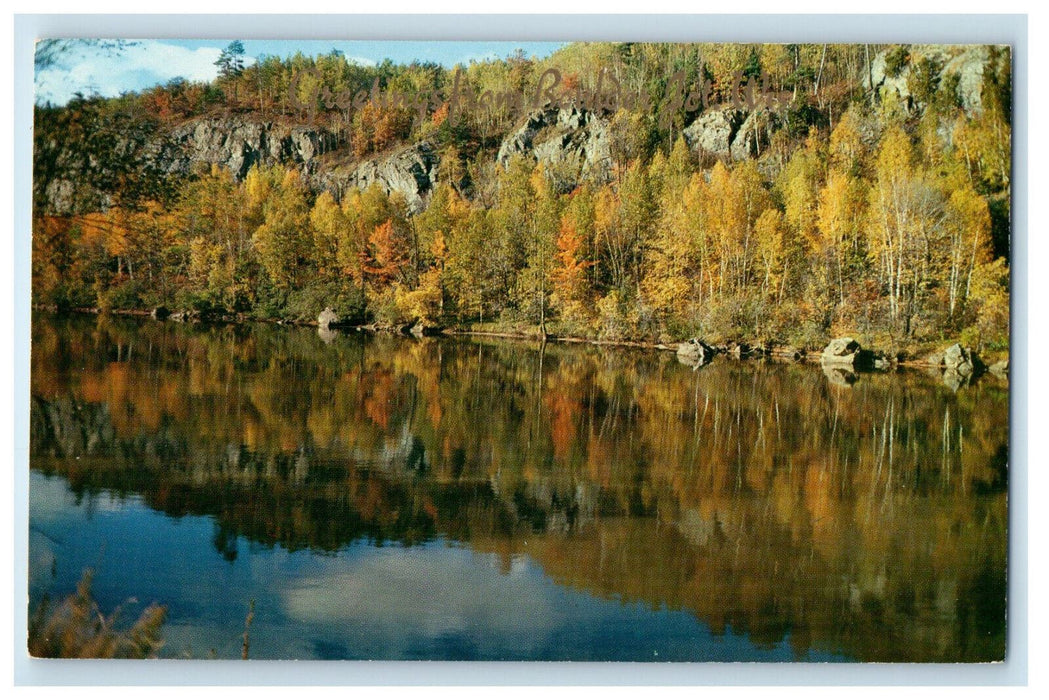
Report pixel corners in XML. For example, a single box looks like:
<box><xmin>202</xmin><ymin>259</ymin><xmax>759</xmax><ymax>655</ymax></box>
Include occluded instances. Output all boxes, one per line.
<box><xmin>28</xmin><ymin>569</ymin><xmax>167</xmax><ymax>659</ymax></box>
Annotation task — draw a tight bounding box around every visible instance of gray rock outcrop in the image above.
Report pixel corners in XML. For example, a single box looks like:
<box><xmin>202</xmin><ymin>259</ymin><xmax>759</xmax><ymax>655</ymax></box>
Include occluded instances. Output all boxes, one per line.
<box><xmin>682</xmin><ymin>107</ymin><xmax>747</xmax><ymax>159</ymax></box>
<box><xmin>497</xmin><ymin>107</ymin><xmax>612</xmax><ymax>192</ymax></box>
<box><xmin>316</xmin><ymin>141</ymin><xmax>439</xmax><ymax>214</ymax></box>
<box><xmin>155</xmin><ymin>117</ymin><xmax>337</xmax><ymax>179</ymax></box>
<box><xmin>729</xmin><ymin>109</ymin><xmax>778</xmax><ymax>161</ymax></box>
<box><xmin>865</xmin><ymin>45</ymin><xmax>992</xmax><ymax>117</ymax></box>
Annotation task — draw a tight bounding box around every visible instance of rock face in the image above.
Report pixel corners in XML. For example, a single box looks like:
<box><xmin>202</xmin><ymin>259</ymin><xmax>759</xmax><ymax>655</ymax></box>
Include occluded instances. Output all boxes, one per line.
<box><xmin>156</xmin><ymin>117</ymin><xmax>338</xmax><ymax>179</ymax></box>
<box><xmin>865</xmin><ymin>45</ymin><xmax>991</xmax><ymax>116</ymax></box>
<box><xmin>682</xmin><ymin>108</ymin><xmax>747</xmax><ymax>159</ymax></box>
<box><xmin>35</xmin><ymin>116</ymin><xmax>339</xmax><ymax>215</ymax></box>
<box><xmin>497</xmin><ymin>107</ymin><xmax>612</xmax><ymax>192</ymax></box>
<box><xmin>317</xmin><ymin>307</ymin><xmax>339</xmax><ymax>329</ymax></box>
<box><xmin>821</xmin><ymin>337</ymin><xmax>862</xmax><ymax>366</ymax></box>
<box><xmin>677</xmin><ymin>338</ymin><xmax>715</xmax><ymax>368</ymax></box>
<box><xmin>41</xmin><ymin>178</ymin><xmax>89</xmax><ymax>216</ymax></box>
<box><xmin>681</xmin><ymin>106</ymin><xmax>780</xmax><ymax>162</ymax></box>
<box><xmin>729</xmin><ymin>109</ymin><xmax>778</xmax><ymax>161</ymax></box>
<box><xmin>316</xmin><ymin>141</ymin><xmax>439</xmax><ymax>215</ymax></box>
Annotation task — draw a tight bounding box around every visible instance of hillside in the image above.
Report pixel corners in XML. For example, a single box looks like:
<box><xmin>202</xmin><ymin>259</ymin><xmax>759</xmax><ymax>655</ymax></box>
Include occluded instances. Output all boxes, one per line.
<box><xmin>31</xmin><ymin>42</ymin><xmax>1012</xmax><ymax>356</ymax></box>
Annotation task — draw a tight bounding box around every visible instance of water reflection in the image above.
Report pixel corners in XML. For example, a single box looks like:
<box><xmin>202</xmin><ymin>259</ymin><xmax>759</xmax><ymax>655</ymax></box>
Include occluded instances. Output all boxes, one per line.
<box><xmin>29</xmin><ymin>315</ymin><xmax>1008</xmax><ymax>661</ymax></box>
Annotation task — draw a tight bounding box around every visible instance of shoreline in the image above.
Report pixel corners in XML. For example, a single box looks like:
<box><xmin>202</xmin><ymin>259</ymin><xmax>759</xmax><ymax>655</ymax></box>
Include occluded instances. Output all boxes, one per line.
<box><xmin>34</xmin><ymin>305</ymin><xmax>1007</xmax><ymax>375</ymax></box>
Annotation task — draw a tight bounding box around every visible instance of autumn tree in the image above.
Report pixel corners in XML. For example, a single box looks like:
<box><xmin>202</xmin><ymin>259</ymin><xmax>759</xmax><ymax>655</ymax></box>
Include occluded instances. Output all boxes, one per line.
<box><xmin>817</xmin><ymin>168</ymin><xmax>866</xmax><ymax>307</ymax></box>
<box><xmin>309</xmin><ymin>191</ymin><xmax>348</xmax><ymax>274</ymax></box>
<box><xmin>249</xmin><ymin>166</ymin><xmax>313</xmax><ymax>290</ymax></box>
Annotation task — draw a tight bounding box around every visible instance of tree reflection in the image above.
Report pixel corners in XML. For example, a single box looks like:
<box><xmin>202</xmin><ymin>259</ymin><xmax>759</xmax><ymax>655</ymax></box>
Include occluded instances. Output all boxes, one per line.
<box><xmin>30</xmin><ymin>314</ymin><xmax>1008</xmax><ymax>661</ymax></box>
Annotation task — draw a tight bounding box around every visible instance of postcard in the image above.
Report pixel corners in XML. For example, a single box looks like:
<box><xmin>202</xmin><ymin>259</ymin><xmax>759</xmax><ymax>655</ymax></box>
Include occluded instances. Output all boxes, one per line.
<box><xmin>26</xmin><ymin>33</ymin><xmax>1013</xmax><ymax>665</ymax></box>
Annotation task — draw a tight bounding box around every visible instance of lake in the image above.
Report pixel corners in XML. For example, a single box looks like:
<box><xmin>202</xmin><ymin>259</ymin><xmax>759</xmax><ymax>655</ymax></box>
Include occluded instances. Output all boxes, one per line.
<box><xmin>28</xmin><ymin>315</ymin><xmax>1008</xmax><ymax>661</ymax></box>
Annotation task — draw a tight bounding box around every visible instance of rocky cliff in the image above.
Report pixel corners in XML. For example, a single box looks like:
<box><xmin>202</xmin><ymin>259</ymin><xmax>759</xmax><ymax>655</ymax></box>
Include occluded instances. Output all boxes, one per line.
<box><xmin>496</xmin><ymin>106</ymin><xmax>613</xmax><ymax>192</ymax></box>
<box><xmin>313</xmin><ymin>141</ymin><xmax>440</xmax><ymax>214</ymax></box>
<box><xmin>34</xmin><ymin>46</ymin><xmax>991</xmax><ymax>217</ymax></box>
<box><xmin>864</xmin><ymin>44</ymin><xmax>990</xmax><ymax>116</ymax></box>
<box><xmin>152</xmin><ymin>116</ymin><xmax>338</xmax><ymax>179</ymax></box>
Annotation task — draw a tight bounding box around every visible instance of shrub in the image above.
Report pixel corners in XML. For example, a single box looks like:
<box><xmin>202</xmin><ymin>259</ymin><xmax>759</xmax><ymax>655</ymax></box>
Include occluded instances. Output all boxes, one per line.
<box><xmin>97</xmin><ymin>278</ymin><xmax>144</xmax><ymax>312</ymax></box>
<box><xmin>284</xmin><ymin>277</ymin><xmax>368</xmax><ymax>324</ymax></box>
<box><xmin>884</xmin><ymin>46</ymin><xmax>911</xmax><ymax>78</ymax></box>
<box><xmin>28</xmin><ymin>569</ymin><xmax>166</xmax><ymax>659</ymax></box>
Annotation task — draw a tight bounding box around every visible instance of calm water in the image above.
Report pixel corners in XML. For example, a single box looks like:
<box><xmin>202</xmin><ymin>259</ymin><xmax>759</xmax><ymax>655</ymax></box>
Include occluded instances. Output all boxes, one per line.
<box><xmin>28</xmin><ymin>315</ymin><xmax>1008</xmax><ymax>661</ymax></box>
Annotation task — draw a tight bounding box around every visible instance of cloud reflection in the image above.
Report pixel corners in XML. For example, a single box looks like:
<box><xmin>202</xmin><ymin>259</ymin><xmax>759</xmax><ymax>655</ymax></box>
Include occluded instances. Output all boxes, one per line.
<box><xmin>283</xmin><ymin>545</ymin><xmax>555</xmax><ymax>658</ymax></box>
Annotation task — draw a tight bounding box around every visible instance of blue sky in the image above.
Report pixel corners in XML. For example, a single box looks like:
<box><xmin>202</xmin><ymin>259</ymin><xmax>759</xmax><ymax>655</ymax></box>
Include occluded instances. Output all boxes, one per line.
<box><xmin>34</xmin><ymin>39</ymin><xmax>566</xmax><ymax>106</ymax></box>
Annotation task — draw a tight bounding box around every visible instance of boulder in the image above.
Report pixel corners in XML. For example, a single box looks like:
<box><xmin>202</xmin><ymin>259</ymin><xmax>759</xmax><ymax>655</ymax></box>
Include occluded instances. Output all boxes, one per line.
<box><xmin>725</xmin><ymin>342</ymin><xmax>754</xmax><ymax>359</ymax></box>
<box><xmin>677</xmin><ymin>338</ymin><xmax>715</xmax><ymax>368</ymax></box>
<box><xmin>942</xmin><ymin>343</ymin><xmax>975</xmax><ymax>376</ymax></box>
<box><xmin>410</xmin><ymin>322</ymin><xmax>444</xmax><ymax>337</ymax></box>
<box><xmin>989</xmin><ymin>358</ymin><xmax>1009</xmax><ymax>378</ymax></box>
<box><xmin>317</xmin><ymin>307</ymin><xmax>339</xmax><ymax>330</ymax></box>
<box><xmin>821</xmin><ymin>337</ymin><xmax>862</xmax><ymax>366</ymax></box>
<box><xmin>873</xmin><ymin>355</ymin><xmax>894</xmax><ymax>371</ymax></box>
<box><xmin>770</xmin><ymin>345</ymin><xmax>804</xmax><ymax>362</ymax></box>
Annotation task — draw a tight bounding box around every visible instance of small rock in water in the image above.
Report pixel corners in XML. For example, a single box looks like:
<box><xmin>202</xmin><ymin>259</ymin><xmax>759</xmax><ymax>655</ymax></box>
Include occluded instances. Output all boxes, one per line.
<box><xmin>821</xmin><ymin>337</ymin><xmax>862</xmax><ymax>366</ymax></box>
<box><xmin>942</xmin><ymin>343</ymin><xmax>975</xmax><ymax>376</ymax></box>
<box><xmin>676</xmin><ymin>338</ymin><xmax>714</xmax><ymax>368</ymax></box>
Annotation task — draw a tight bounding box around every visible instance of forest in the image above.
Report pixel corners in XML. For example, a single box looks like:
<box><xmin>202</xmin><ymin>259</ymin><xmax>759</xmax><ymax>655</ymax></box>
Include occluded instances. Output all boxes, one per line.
<box><xmin>31</xmin><ymin>42</ymin><xmax>1012</xmax><ymax>356</ymax></box>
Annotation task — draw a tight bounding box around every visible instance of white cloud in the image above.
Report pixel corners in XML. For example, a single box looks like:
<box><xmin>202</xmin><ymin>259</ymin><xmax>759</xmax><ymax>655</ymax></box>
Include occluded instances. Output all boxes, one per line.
<box><xmin>341</xmin><ymin>55</ymin><xmax>377</xmax><ymax>68</ymax></box>
<box><xmin>35</xmin><ymin>40</ymin><xmax>254</xmax><ymax>105</ymax></box>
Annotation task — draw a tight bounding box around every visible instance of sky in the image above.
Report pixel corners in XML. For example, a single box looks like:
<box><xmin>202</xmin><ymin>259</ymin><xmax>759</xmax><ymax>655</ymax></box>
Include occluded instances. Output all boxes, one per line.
<box><xmin>33</xmin><ymin>39</ymin><xmax>566</xmax><ymax>106</ymax></box>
